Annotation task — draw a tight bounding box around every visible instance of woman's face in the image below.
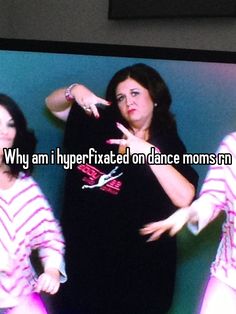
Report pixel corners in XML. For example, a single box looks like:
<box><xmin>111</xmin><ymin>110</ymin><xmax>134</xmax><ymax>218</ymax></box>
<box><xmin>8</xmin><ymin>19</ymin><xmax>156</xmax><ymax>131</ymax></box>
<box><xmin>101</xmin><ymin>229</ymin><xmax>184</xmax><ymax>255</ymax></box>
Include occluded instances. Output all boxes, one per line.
<box><xmin>0</xmin><ymin>105</ymin><xmax>16</xmax><ymax>157</ymax></box>
<box><xmin>116</xmin><ymin>78</ymin><xmax>154</xmax><ymax>129</ymax></box>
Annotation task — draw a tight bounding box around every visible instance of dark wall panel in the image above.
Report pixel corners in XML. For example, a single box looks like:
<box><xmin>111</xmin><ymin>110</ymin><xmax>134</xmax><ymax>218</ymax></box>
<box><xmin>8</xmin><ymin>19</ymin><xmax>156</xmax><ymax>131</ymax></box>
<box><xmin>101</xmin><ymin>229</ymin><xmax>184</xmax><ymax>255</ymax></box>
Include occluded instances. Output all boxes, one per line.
<box><xmin>109</xmin><ymin>0</ymin><xmax>236</xmax><ymax>18</ymax></box>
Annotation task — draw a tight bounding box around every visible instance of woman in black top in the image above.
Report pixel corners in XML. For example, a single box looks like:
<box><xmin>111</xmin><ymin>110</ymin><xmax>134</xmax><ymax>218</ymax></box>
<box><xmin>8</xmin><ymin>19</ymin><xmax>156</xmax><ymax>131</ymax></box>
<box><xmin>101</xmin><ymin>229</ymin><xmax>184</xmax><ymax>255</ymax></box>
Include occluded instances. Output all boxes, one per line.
<box><xmin>46</xmin><ymin>63</ymin><xmax>198</xmax><ymax>314</ymax></box>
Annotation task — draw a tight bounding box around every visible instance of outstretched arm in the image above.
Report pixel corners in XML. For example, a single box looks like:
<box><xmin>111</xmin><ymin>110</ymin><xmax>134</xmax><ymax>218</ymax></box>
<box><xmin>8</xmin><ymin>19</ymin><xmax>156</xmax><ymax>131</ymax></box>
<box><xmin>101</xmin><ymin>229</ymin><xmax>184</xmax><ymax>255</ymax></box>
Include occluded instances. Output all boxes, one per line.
<box><xmin>140</xmin><ymin>133</ymin><xmax>233</xmax><ymax>241</ymax></box>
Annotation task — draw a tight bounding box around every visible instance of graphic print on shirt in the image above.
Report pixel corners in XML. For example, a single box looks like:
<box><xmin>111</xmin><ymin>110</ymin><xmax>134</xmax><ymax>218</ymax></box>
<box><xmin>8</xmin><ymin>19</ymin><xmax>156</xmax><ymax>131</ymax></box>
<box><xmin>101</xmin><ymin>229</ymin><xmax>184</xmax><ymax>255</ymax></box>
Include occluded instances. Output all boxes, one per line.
<box><xmin>77</xmin><ymin>164</ymin><xmax>123</xmax><ymax>195</ymax></box>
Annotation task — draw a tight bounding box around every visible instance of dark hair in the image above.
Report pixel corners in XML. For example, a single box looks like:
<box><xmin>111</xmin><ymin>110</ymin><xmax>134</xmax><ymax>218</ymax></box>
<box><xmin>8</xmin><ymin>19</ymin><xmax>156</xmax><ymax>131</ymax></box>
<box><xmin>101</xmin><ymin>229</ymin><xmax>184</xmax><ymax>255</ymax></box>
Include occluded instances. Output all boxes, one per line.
<box><xmin>0</xmin><ymin>94</ymin><xmax>37</xmax><ymax>176</ymax></box>
<box><xmin>106</xmin><ymin>63</ymin><xmax>176</xmax><ymax>136</ymax></box>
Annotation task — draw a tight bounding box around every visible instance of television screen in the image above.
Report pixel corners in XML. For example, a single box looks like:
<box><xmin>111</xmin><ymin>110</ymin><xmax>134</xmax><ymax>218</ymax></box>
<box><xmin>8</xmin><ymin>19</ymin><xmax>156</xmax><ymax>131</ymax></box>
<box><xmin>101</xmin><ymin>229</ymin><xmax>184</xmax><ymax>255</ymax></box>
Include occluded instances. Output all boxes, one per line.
<box><xmin>0</xmin><ymin>38</ymin><xmax>235</xmax><ymax>313</ymax></box>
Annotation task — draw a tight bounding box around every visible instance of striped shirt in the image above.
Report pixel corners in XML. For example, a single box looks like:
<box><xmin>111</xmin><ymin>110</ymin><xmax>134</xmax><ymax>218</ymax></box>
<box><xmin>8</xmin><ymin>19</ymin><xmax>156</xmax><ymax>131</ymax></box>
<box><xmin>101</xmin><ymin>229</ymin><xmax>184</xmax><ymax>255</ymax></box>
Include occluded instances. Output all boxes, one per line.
<box><xmin>188</xmin><ymin>132</ymin><xmax>236</xmax><ymax>289</ymax></box>
<box><xmin>0</xmin><ymin>173</ymin><xmax>66</xmax><ymax>308</ymax></box>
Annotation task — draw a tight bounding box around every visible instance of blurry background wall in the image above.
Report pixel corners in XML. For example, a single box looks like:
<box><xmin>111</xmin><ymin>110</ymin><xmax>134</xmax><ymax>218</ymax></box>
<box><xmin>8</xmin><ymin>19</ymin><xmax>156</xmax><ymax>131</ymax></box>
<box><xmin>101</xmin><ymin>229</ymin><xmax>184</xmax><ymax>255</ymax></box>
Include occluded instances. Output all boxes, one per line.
<box><xmin>0</xmin><ymin>0</ymin><xmax>236</xmax><ymax>51</ymax></box>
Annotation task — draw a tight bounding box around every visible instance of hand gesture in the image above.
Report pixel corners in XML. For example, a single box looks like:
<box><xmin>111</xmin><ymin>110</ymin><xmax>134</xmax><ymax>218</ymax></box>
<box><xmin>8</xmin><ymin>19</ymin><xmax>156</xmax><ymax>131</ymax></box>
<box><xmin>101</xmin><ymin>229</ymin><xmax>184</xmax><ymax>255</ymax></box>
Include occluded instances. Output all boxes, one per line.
<box><xmin>107</xmin><ymin>122</ymin><xmax>154</xmax><ymax>155</ymax></box>
<box><xmin>71</xmin><ymin>84</ymin><xmax>110</xmax><ymax>118</ymax></box>
<box><xmin>140</xmin><ymin>207</ymin><xmax>191</xmax><ymax>241</ymax></box>
<box><xmin>34</xmin><ymin>267</ymin><xmax>60</xmax><ymax>295</ymax></box>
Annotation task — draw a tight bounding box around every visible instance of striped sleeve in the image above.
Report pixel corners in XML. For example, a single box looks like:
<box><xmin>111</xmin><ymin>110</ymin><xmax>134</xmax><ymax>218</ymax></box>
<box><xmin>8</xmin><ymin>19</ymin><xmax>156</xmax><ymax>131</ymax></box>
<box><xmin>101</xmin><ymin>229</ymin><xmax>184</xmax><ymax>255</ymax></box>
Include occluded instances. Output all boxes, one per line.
<box><xmin>32</xmin><ymin>204</ymin><xmax>67</xmax><ymax>282</ymax></box>
<box><xmin>20</xmin><ymin>176</ymin><xmax>67</xmax><ymax>282</ymax></box>
<box><xmin>188</xmin><ymin>133</ymin><xmax>235</xmax><ymax>234</ymax></box>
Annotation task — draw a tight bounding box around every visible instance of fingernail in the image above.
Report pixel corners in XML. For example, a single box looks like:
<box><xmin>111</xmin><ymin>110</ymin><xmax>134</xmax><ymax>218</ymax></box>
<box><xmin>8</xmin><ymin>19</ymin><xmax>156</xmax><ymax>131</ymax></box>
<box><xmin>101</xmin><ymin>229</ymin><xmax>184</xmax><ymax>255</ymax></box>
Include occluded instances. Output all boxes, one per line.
<box><xmin>106</xmin><ymin>140</ymin><xmax>111</xmax><ymax>144</ymax></box>
<box><xmin>116</xmin><ymin>122</ymin><xmax>120</xmax><ymax>127</ymax></box>
<box><xmin>108</xmin><ymin>101</ymin><xmax>112</xmax><ymax>105</ymax></box>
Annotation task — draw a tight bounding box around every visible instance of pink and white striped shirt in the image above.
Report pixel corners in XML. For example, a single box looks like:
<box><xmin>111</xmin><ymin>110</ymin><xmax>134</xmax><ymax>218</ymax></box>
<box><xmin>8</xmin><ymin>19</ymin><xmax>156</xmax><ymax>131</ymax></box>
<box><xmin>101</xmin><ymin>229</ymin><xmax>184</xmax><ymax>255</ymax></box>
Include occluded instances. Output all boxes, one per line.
<box><xmin>0</xmin><ymin>173</ymin><xmax>66</xmax><ymax>308</ymax></box>
<box><xmin>188</xmin><ymin>132</ymin><xmax>236</xmax><ymax>289</ymax></box>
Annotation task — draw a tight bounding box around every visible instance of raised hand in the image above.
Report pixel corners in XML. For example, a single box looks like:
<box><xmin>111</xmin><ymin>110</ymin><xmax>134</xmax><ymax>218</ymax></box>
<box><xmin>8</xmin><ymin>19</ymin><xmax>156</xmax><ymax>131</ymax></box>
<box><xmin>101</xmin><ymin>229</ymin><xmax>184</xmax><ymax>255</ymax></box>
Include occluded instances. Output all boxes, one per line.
<box><xmin>70</xmin><ymin>84</ymin><xmax>110</xmax><ymax>118</ymax></box>
<box><xmin>106</xmin><ymin>122</ymin><xmax>154</xmax><ymax>155</ymax></box>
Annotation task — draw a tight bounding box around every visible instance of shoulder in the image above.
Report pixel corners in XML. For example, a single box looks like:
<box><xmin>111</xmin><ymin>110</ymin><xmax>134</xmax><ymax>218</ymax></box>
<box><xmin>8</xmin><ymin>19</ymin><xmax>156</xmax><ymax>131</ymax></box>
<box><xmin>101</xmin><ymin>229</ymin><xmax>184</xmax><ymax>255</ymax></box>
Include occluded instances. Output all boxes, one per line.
<box><xmin>221</xmin><ymin>132</ymin><xmax>236</xmax><ymax>144</ymax></box>
<box><xmin>217</xmin><ymin>132</ymin><xmax>236</xmax><ymax>153</ymax></box>
<box><xmin>15</xmin><ymin>173</ymin><xmax>52</xmax><ymax>212</ymax></box>
<box><xmin>18</xmin><ymin>173</ymin><xmax>43</xmax><ymax>194</ymax></box>
<box><xmin>18</xmin><ymin>172</ymin><xmax>36</xmax><ymax>183</ymax></box>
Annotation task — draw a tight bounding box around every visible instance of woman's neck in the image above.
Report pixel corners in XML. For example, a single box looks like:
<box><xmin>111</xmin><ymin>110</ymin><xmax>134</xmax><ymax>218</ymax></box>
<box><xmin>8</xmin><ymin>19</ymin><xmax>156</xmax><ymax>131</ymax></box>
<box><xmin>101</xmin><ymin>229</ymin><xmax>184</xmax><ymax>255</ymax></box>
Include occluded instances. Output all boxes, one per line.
<box><xmin>129</xmin><ymin>121</ymin><xmax>151</xmax><ymax>141</ymax></box>
<box><xmin>0</xmin><ymin>163</ymin><xmax>16</xmax><ymax>190</ymax></box>
<box><xmin>0</xmin><ymin>162</ymin><xmax>8</xmax><ymax>172</ymax></box>
<box><xmin>130</xmin><ymin>128</ymin><xmax>149</xmax><ymax>141</ymax></box>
